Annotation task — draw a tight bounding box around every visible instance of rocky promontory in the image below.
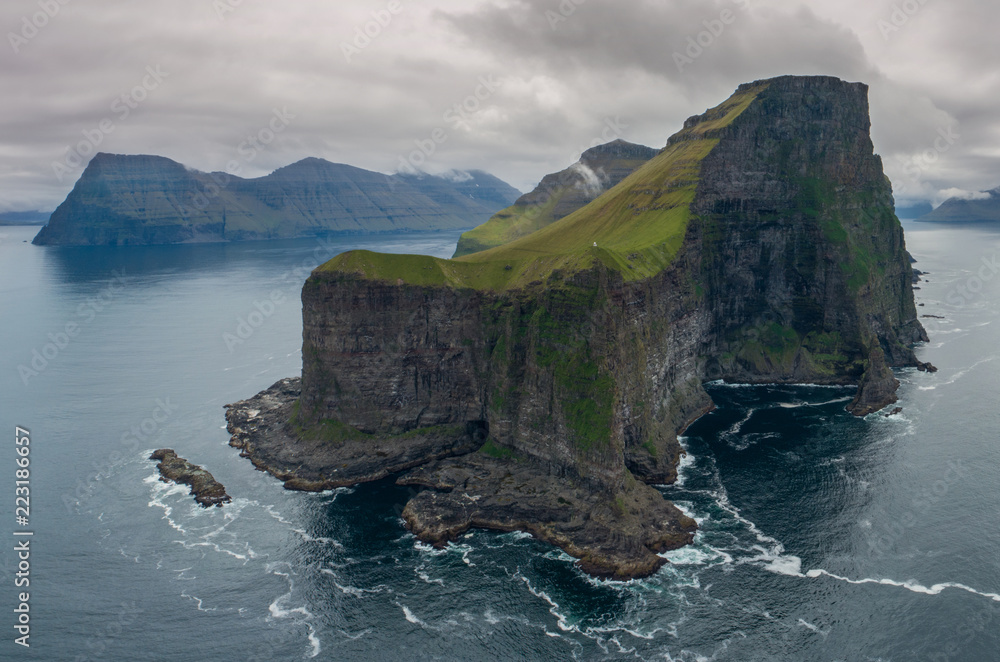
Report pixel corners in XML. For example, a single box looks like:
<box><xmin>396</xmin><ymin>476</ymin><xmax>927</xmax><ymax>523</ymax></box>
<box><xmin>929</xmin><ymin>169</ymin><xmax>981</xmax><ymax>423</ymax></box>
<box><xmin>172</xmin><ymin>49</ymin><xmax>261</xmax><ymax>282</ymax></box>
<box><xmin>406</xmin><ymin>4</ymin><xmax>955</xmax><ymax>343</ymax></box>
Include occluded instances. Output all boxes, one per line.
<box><xmin>226</xmin><ymin>76</ymin><xmax>928</xmax><ymax>579</ymax></box>
<box><xmin>151</xmin><ymin>449</ymin><xmax>231</xmax><ymax>507</ymax></box>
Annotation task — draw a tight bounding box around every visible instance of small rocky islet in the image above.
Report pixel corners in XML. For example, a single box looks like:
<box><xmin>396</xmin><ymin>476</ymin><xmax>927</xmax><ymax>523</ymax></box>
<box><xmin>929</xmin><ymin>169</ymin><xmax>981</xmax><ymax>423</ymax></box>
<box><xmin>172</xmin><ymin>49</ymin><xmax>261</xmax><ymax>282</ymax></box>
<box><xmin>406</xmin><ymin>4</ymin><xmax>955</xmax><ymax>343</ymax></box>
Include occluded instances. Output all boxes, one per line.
<box><xmin>225</xmin><ymin>75</ymin><xmax>935</xmax><ymax>580</ymax></box>
<box><xmin>150</xmin><ymin>449</ymin><xmax>231</xmax><ymax>508</ymax></box>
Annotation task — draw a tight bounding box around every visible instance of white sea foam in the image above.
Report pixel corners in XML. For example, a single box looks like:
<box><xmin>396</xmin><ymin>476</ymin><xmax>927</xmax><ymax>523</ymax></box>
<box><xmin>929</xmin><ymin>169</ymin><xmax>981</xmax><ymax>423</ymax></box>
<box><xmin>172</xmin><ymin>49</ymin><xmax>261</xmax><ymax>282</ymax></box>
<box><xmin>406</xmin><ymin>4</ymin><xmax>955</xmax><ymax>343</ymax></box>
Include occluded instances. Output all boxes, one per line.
<box><xmin>172</xmin><ymin>567</ymin><xmax>197</xmax><ymax>581</ymax></box>
<box><xmin>662</xmin><ymin>540</ymin><xmax>734</xmax><ymax>569</ymax></box>
<box><xmin>797</xmin><ymin>618</ymin><xmax>828</xmax><ymax>636</ymax></box>
<box><xmin>181</xmin><ymin>593</ymin><xmax>221</xmax><ymax>613</ymax></box>
<box><xmin>517</xmin><ymin>573</ymin><xmax>573</xmax><ymax>632</ymax></box>
<box><xmin>725</xmin><ymin>408</ymin><xmax>755</xmax><ymax>438</ymax></box>
<box><xmin>707</xmin><ymin>381</ymin><xmax>848</xmax><ymax>389</ymax></box>
<box><xmin>267</xmin><ymin>567</ymin><xmax>321</xmax><ymax>658</ymax></box>
<box><xmin>291</xmin><ymin>528</ymin><xmax>343</xmax><ymax>548</ymax></box>
<box><xmin>499</xmin><ymin>530</ymin><xmax>535</xmax><ymax>542</ymax></box>
<box><xmin>319</xmin><ymin>570</ymin><xmax>390</xmax><ymax>598</ymax></box>
<box><xmin>761</xmin><ymin>554</ymin><xmax>803</xmax><ymax>577</ymax></box>
<box><xmin>415</xmin><ymin>565</ymin><xmax>445</xmax><ymax>586</ymax></box>
<box><xmin>674</xmin><ymin>439</ymin><xmax>696</xmax><ymax>487</ymax></box>
<box><xmin>399</xmin><ymin>603</ymin><xmax>431</xmax><ymax>628</ymax></box>
<box><xmin>803</xmin><ymin>569</ymin><xmax>1000</xmax><ymax>602</ymax></box>
<box><xmin>413</xmin><ymin>540</ymin><xmax>448</xmax><ymax>556</ymax></box>
<box><xmin>146</xmin><ymin>472</ymin><xmax>193</xmax><ymax>535</ymax></box>
<box><xmin>777</xmin><ymin>396</ymin><xmax>852</xmax><ymax>409</ymax></box>
<box><xmin>177</xmin><ymin>539</ymin><xmax>255</xmax><ymax>563</ymax></box>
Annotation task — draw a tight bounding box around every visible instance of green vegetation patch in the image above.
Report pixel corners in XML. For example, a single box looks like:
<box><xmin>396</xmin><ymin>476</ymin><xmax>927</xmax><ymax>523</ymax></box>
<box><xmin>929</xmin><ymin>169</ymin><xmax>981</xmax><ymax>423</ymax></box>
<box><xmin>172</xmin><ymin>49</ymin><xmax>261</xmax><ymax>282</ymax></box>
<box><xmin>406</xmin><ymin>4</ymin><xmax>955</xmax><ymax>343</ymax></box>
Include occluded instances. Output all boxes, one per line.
<box><xmin>479</xmin><ymin>439</ymin><xmax>519</xmax><ymax>460</ymax></box>
<box><xmin>454</xmin><ymin>188</ymin><xmax>570</xmax><ymax>258</ymax></box>
<box><xmin>316</xmin><ymin>83</ymin><xmax>771</xmax><ymax>292</ymax></box>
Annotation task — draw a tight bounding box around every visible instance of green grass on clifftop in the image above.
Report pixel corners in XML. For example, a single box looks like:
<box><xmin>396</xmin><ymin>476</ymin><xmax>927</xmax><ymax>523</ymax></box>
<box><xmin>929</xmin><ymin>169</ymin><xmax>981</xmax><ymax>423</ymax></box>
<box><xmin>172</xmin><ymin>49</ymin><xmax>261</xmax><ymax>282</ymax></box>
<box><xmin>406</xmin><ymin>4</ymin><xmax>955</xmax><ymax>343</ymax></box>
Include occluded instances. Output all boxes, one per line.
<box><xmin>317</xmin><ymin>83</ymin><xmax>769</xmax><ymax>291</ymax></box>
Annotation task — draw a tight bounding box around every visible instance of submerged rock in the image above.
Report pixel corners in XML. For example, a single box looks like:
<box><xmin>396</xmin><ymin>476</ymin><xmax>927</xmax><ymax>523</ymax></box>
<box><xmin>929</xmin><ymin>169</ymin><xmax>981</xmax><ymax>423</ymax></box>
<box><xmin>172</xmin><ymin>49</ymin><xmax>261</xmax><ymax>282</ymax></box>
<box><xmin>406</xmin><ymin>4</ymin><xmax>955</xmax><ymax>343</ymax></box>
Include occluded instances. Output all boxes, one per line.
<box><xmin>150</xmin><ymin>449</ymin><xmax>231</xmax><ymax>507</ymax></box>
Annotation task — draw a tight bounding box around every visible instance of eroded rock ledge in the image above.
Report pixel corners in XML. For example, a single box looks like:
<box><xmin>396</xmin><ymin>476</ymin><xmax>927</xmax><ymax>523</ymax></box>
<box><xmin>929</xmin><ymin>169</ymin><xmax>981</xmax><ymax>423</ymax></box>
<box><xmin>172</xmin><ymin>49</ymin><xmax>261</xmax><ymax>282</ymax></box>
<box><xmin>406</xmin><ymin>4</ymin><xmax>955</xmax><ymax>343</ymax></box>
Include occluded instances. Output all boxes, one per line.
<box><xmin>225</xmin><ymin>378</ymin><xmax>696</xmax><ymax>579</ymax></box>
<box><xmin>150</xmin><ymin>449</ymin><xmax>231</xmax><ymax>507</ymax></box>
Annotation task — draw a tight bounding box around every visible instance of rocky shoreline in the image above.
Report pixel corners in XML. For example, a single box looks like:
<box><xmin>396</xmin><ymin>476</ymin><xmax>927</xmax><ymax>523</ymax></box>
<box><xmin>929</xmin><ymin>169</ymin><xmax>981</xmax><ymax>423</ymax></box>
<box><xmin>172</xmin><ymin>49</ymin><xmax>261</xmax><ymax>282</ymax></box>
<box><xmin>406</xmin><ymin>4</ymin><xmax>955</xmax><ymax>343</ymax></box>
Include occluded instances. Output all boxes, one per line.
<box><xmin>150</xmin><ymin>449</ymin><xmax>231</xmax><ymax>507</ymax></box>
<box><xmin>225</xmin><ymin>378</ymin><xmax>696</xmax><ymax>579</ymax></box>
<box><xmin>225</xmin><ymin>378</ymin><xmax>483</xmax><ymax>492</ymax></box>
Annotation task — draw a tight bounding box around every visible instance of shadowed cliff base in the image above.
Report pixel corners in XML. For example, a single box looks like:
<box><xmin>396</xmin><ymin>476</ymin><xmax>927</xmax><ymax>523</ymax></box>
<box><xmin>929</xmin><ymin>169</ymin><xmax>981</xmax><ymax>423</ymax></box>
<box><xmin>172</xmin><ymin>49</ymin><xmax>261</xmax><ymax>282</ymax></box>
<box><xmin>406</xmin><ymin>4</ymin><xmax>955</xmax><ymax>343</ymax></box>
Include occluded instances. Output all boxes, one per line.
<box><xmin>226</xmin><ymin>75</ymin><xmax>931</xmax><ymax>579</ymax></box>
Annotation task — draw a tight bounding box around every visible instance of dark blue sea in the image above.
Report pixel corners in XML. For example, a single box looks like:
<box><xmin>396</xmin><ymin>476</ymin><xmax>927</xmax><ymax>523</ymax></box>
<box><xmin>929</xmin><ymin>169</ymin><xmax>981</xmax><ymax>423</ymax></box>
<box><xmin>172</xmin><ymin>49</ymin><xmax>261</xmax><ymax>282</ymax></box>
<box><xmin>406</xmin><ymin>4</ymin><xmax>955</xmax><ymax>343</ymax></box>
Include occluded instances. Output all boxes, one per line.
<box><xmin>0</xmin><ymin>222</ymin><xmax>997</xmax><ymax>661</ymax></box>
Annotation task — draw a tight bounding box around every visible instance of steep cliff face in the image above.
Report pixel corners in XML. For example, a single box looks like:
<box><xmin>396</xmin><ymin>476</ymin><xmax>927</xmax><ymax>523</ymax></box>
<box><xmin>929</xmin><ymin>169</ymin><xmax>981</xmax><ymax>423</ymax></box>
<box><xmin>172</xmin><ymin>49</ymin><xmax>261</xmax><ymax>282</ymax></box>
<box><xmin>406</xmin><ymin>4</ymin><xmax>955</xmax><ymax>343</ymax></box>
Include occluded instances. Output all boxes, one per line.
<box><xmin>688</xmin><ymin>77</ymin><xmax>927</xmax><ymax>415</ymax></box>
<box><xmin>227</xmin><ymin>76</ymin><xmax>928</xmax><ymax>579</ymax></box>
<box><xmin>32</xmin><ymin>154</ymin><xmax>520</xmax><ymax>246</ymax></box>
<box><xmin>453</xmin><ymin>139</ymin><xmax>659</xmax><ymax>257</ymax></box>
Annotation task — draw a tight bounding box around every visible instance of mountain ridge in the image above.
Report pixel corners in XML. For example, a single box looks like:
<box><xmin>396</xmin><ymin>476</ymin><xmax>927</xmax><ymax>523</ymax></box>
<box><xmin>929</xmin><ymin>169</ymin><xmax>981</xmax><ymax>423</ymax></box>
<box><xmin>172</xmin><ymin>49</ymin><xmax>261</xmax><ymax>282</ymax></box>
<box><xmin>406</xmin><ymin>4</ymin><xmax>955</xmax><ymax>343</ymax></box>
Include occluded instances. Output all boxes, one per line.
<box><xmin>916</xmin><ymin>187</ymin><xmax>1000</xmax><ymax>223</ymax></box>
<box><xmin>32</xmin><ymin>154</ymin><xmax>521</xmax><ymax>246</ymax></box>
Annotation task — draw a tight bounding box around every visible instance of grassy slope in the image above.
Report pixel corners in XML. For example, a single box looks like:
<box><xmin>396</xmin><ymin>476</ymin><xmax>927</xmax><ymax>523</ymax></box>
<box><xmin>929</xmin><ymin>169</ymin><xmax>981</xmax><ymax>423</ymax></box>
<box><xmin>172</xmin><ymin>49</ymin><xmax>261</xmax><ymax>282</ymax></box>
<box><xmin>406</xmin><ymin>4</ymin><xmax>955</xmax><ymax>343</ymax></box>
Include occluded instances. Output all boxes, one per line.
<box><xmin>454</xmin><ymin>155</ymin><xmax>656</xmax><ymax>257</ymax></box>
<box><xmin>319</xmin><ymin>84</ymin><xmax>768</xmax><ymax>291</ymax></box>
<box><xmin>454</xmin><ymin>189</ymin><xmax>571</xmax><ymax>257</ymax></box>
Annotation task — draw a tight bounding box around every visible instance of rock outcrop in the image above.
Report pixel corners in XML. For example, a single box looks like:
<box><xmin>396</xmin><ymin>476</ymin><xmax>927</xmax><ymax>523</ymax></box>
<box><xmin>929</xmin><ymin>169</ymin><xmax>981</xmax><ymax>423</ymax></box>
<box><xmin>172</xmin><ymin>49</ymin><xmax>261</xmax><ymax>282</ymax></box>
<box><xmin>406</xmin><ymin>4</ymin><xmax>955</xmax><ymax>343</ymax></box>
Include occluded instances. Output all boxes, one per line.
<box><xmin>453</xmin><ymin>139</ymin><xmax>658</xmax><ymax>257</ymax></box>
<box><xmin>32</xmin><ymin>155</ymin><xmax>520</xmax><ymax>246</ymax></box>
<box><xmin>151</xmin><ymin>449</ymin><xmax>231</xmax><ymax>507</ymax></box>
<box><xmin>226</xmin><ymin>76</ymin><xmax>928</xmax><ymax>579</ymax></box>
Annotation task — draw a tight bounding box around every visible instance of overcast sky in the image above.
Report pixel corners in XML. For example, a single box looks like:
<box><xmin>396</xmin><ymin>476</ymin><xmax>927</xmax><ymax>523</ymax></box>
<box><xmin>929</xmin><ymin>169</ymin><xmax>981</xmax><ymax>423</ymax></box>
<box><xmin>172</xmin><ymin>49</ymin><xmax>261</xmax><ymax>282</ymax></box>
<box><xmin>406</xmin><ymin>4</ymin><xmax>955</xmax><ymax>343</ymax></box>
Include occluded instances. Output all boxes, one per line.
<box><xmin>2</xmin><ymin>0</ymin><xmax>998</xmax><ymax>213</ymax></box>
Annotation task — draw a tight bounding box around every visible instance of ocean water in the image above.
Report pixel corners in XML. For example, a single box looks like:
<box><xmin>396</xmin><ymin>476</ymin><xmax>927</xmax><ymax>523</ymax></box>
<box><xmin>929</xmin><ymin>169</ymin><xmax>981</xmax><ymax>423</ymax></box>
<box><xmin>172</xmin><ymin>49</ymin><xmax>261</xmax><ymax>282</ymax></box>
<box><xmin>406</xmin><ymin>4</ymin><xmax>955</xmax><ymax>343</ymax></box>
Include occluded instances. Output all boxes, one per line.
<box><xmin>0</xmin><ymin>222</ymin><xmax>998</xmax><ymax>661</ymax></box>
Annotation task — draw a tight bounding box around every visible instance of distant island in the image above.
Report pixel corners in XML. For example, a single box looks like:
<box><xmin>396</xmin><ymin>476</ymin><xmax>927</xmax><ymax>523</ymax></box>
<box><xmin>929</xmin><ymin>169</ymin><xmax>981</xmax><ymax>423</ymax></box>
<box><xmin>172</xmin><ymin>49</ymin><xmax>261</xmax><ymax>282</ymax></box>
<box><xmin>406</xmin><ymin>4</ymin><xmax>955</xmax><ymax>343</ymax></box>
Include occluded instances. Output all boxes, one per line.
<box><xmin>0</xmin><ymin>211</ymin><xmax>50</xmax><ymax>226</ymax></box>
<box><xmin>226</xmin><ymin>75</ymin><xmax>931</xmax><ymax>580</ymax></box>
<box><xmin>916</xmin><ymin>187</ymin><xmax>1000</xmax><ymax>223</ymax></box>
<box><xmin>32</xmin><ymin>155</ymin><xmax>520</xmax><ymax>246</ymax></box>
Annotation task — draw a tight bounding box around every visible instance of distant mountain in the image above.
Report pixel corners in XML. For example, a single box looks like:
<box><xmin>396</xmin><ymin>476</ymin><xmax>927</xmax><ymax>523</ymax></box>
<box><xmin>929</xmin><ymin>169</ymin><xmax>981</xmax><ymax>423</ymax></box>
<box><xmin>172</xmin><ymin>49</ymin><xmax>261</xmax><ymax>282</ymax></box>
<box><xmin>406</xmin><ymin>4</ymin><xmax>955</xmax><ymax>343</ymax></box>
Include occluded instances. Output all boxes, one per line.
<box><xmin>916</xmin><ymin>187</ymin><xmax>1000</xmax><ymax>223</ymax></box>
<box><xmin>396</xmin><ymin>170</ymin><xmax>522</xmax><ymax>216</ymax></box>
<box><xmin>0</xmin><ymin>211</ymin><xmax>50</xmax><ymax>226</ymax></box>
<box><xmin>894</xmin><ymin>202</ymin><xmax>933</xmax><ymax>219</ymax></box>
<box><xmin>453</xmin><ymin>139</ymin><xmax>659</xmax><ymax>257</ymax></box>
<box><xmin>32</xmin><ymin>154</ymin><xmax>521</xmax><ymax>246</ymax></box>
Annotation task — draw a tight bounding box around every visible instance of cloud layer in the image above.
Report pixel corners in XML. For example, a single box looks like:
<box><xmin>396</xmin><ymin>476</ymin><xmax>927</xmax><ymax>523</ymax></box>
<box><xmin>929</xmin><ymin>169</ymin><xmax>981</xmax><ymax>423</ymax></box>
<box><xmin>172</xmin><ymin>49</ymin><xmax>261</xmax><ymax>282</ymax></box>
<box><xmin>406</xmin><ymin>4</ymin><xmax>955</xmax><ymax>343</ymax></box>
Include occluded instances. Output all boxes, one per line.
<box><xmin>2</xmin><ymin>0</ymin><xmax>998</xmax><ymax>212</ymax></box>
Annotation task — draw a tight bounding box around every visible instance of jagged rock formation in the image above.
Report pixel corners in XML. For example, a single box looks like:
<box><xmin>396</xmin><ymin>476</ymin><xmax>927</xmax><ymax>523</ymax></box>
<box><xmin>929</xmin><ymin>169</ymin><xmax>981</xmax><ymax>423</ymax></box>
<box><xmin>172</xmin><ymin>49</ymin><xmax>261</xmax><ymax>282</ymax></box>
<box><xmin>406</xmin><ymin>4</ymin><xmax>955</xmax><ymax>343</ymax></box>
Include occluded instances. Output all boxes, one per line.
<box><xmin>32</xmin><ymin>155</ymin><xmax>520</xmax><ymax>246</ymax></box>
<box><xmin>226</xmin><ymin>75</ymin><xmax>929</xmax><ymax>579</ymax></box>
<box><xmin>916</xmin><ymin>187</ymin><xmax>1000</xmax><ymax>223</ymax></box>
<box><xmin>453</xmin><ymin>140</ymin><xmax>658</xmax><ymax>257</ymax></box>
<box><xmin>150</xmin><ymin>449</ymin><xmax>231</xmax><ymax>507</ymax></box>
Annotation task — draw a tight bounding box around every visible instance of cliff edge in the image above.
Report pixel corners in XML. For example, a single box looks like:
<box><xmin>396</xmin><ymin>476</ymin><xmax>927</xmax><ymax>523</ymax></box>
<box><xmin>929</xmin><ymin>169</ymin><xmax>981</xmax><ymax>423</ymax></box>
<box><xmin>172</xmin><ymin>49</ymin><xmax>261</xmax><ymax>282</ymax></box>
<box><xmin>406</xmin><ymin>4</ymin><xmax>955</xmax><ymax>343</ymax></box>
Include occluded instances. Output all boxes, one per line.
<box><xmin>226</xmin><ymin>75</ymin><xmax>928</xmax><ymax>580</ymax></box>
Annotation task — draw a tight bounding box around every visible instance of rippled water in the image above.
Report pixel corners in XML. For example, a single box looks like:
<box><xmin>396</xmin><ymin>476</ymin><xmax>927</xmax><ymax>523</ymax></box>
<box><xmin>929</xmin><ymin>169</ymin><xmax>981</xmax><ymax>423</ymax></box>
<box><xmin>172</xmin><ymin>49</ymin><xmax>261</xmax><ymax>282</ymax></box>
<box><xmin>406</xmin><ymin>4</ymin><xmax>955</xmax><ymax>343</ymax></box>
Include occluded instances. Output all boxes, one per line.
<box><xmin>0</xmin><ymin>222</ymin><xmax>998</xmax><ymax>661</ymax></box>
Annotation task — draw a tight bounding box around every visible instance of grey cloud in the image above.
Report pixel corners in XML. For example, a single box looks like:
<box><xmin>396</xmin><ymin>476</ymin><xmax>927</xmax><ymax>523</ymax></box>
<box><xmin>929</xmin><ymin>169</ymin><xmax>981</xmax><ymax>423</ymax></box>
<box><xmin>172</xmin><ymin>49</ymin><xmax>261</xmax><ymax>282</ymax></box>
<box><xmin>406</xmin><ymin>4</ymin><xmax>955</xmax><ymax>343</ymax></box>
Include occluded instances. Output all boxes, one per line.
<box><xmin>1</xmin><ymin>0</ymin><xmax>998</xmax><ymax>212</ymax></box>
